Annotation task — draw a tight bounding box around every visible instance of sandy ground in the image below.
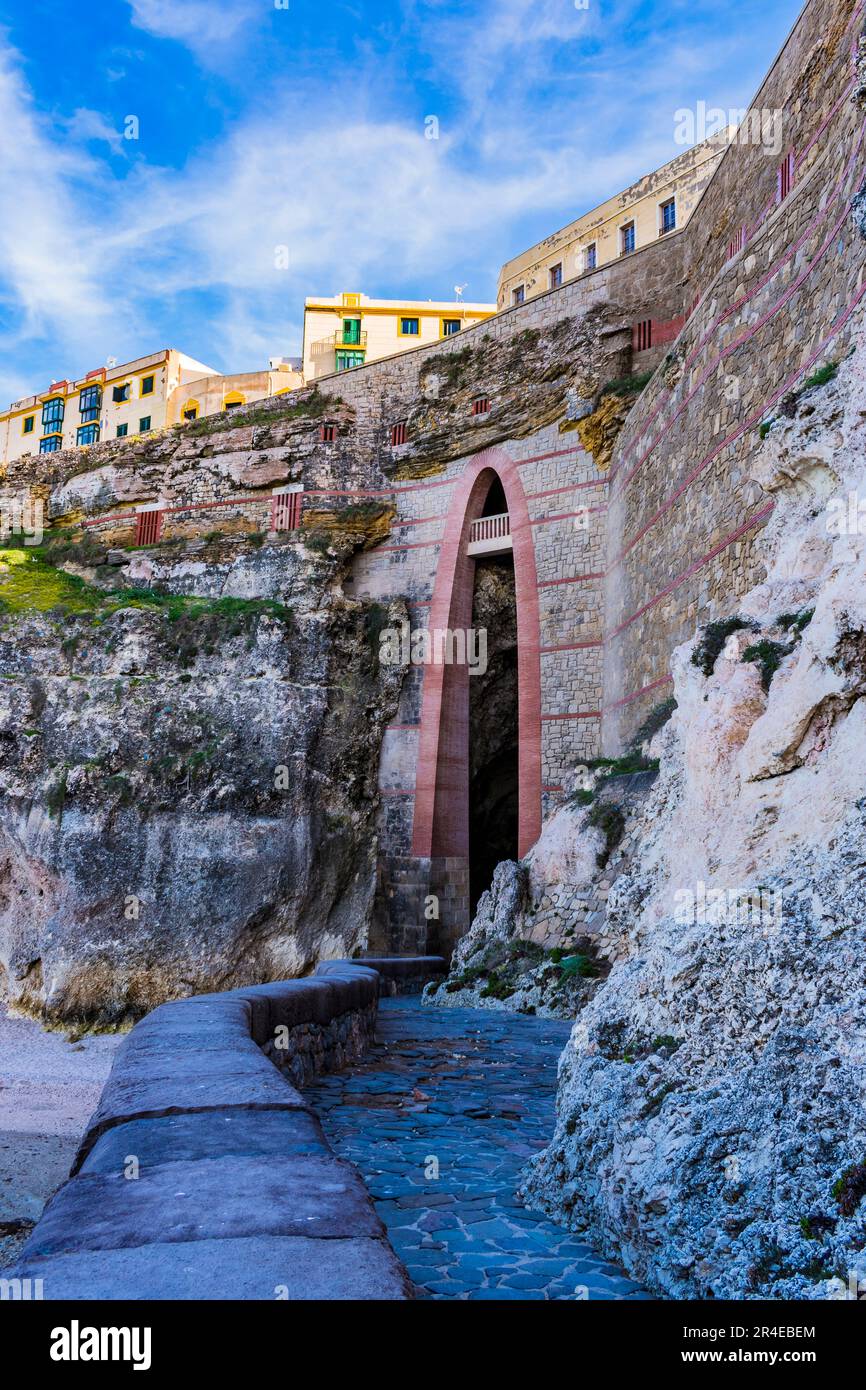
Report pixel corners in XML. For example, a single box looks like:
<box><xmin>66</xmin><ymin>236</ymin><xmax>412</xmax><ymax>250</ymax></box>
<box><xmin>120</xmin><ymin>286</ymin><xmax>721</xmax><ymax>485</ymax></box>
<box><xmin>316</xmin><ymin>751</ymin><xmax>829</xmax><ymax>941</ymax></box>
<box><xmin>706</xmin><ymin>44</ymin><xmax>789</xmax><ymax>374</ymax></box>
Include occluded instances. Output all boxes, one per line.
<box><xmin>0</xmin><ymin>1005</ymin><xmax>121</xmax><ymax>1268</ymax></box>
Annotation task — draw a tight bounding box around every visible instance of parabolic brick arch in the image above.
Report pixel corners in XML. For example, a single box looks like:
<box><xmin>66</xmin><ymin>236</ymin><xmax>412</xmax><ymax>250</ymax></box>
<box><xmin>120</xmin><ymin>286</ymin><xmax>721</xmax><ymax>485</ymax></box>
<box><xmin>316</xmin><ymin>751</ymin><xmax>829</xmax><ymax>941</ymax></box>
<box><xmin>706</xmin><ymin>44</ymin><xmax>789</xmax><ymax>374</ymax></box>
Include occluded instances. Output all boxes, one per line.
<box><xmin>411</xmin><ymin>449</ymin><xmax>543</xmax><ymax>867</ymax></box>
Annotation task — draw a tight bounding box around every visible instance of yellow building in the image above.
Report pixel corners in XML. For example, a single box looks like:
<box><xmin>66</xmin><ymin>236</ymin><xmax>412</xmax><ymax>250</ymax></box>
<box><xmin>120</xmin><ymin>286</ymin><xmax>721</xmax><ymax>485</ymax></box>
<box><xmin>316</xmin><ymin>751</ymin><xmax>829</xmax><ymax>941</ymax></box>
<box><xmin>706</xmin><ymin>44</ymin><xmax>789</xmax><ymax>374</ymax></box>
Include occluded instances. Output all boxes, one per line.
<box><xmin>302</xmin><ymin>293</ymin><xmax>496</xmax><ymax>382</ymax></box>
<box><xmin>167</xmin><ymin>360</ymin><xmax>303</xmax><ymax>425</ymax></box>
<box><xmin>0</xmin><ymin>351</ymin><xmax>305</xmax><ymax>464</ymax></box>
<box><xmin>497</xmin><ymin>135</ymin><xmax>727</xmax><ymax>308</ymax></box>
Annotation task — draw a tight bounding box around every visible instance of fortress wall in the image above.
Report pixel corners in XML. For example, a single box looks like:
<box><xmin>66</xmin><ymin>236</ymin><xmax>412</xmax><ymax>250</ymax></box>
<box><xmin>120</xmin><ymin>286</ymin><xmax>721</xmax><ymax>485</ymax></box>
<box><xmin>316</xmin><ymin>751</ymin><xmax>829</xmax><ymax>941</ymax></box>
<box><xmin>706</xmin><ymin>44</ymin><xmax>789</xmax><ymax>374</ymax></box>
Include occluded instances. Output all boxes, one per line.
<box><xmin>602</xmin><ymin>0</ymin><xmax>866</xmax><ymax>749</ymax></box>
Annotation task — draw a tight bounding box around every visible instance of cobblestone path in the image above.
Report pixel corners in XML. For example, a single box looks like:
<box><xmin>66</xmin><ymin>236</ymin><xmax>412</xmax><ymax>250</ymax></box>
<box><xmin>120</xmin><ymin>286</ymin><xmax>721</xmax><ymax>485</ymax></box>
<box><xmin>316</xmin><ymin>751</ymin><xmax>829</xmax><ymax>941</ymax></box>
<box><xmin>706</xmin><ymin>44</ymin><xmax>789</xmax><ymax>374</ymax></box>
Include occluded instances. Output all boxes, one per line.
<box><xmin>305</xmin><ymin>998</ymin><xmax>649</xmax><ymax>1301</ymax></box>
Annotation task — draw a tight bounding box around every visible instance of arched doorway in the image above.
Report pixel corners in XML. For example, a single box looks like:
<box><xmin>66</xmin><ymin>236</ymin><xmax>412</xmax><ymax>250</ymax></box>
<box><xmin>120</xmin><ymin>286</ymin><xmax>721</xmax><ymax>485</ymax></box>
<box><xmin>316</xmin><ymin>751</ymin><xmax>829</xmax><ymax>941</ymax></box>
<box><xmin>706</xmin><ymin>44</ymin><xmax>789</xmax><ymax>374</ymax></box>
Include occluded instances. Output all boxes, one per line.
<box><xmin>412</xmin><ymin>449</ymin><xmax>542</xmax><ymax>948</ymax></box>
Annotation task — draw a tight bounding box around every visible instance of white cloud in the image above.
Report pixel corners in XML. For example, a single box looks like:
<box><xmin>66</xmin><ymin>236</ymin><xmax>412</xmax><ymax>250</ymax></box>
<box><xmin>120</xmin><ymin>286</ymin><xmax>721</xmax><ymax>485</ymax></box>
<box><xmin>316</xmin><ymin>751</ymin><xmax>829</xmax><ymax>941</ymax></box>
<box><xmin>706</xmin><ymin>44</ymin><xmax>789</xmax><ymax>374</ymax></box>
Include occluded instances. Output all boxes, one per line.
<box><xmin>126</xmin><ymin>0</ymin><xmax>262</xmax><ymax>59</ymax></box>
<box><xmin>0</xmin><ymin>43</ymin><xmax>122</xmax><ymax>379</ymax></box>
<box><xmin>64</xmin><ymin>108</ymin><xmax>125</xmax><ymax>152</ymax></box>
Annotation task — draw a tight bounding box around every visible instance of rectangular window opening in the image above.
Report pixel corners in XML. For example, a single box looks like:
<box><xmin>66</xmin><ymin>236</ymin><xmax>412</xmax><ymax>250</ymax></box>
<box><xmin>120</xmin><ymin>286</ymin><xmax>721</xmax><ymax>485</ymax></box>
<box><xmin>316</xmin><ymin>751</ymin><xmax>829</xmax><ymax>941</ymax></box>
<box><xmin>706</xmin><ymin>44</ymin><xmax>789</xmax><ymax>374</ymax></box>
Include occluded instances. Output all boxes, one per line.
<box><xmin>391</xmin><ymin>420</ymin><xmax>408</xmax><ymax>447</ymax></box>
<box><xmin>659</xmin><ymin>198</ymin><xmax>676</xmax><ymax>234</ymax></box>
<box><xmin>512</xmin><ymin>285</ymin><xmax>525</xmax><ymax>306</ymax></box>
<box><xmin>621</xmin><ymin>222</ymin><xmax>635</xmax><ymax>255</ymax></box>
<box><xmin>472</xmin><ymin>396</ymin><xmax>491</xmax><ymax>416</ymax></box>
<box><xmin>549</xmin><ymin>263</ymin><xmax>563</xmax><ymax>290</ymax></box>
<box><xmin>271</xmin><ymin>489</ymin><xmax>303</xmax><ymax>533</ymax></box>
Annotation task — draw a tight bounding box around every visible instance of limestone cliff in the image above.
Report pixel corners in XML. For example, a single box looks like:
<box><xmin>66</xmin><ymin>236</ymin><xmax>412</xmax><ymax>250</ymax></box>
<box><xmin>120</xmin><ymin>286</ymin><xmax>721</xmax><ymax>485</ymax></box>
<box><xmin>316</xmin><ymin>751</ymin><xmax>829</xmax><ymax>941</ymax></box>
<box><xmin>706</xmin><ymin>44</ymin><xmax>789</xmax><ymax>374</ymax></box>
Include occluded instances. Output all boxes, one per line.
<box><xmin>0</xmin><ymin>538</ymin><xmax>405</xmax><ymax>1025</ymax></box>
<box><xmin>518</xmin><ymin>331</ymin><xmax>866</xmax><ymax>1299</ymax></box>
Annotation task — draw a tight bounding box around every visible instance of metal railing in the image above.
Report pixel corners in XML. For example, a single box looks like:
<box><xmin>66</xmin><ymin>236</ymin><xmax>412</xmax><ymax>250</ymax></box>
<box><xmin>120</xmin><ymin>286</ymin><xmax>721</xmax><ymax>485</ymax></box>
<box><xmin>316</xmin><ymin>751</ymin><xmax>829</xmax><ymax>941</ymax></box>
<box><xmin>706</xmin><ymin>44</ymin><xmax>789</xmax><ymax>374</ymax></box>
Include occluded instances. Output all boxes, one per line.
<box><xmin>332</xmin><ymin>329</ymin><xmax>368</xmax><ymax>348</ymax></box>
<box><xmin>469</xmin><ymin>512</ymin><xmax>510</xmax><ymax>545</ymax></box>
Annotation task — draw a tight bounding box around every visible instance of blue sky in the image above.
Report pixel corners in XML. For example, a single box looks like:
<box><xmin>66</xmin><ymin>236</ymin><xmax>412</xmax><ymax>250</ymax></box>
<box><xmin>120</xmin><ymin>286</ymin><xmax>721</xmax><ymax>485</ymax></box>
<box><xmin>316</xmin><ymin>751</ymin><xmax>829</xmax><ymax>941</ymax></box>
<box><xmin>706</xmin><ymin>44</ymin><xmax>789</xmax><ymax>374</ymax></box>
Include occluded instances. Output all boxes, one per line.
<box><xmin>0</xmin><ymin>0</ymin><xmax>802</xmax><ymax>403</ymax></box>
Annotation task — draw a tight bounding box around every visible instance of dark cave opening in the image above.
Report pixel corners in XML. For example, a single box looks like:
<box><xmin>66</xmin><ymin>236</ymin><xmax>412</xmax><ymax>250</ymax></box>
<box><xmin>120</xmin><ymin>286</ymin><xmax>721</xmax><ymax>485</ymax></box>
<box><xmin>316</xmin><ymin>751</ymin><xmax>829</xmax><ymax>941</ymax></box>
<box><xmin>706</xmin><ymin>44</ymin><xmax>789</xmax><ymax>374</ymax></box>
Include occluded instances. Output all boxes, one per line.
<box><xmin>468</xmin><ymin>551</ymin><xmax>519</xmax><ymax>918</ymax></box>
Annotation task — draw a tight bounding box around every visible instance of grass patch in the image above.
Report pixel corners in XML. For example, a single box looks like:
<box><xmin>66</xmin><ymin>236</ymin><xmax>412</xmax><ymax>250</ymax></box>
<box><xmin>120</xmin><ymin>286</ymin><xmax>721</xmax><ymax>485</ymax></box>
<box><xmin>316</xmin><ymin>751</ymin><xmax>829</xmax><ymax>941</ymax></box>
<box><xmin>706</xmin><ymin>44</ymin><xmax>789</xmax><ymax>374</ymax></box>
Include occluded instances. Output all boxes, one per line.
<box><xmin>741</xmin><ymin>639</ymin><xmax>792</xmax><ymax>693</ymax></box>
<box><xmin>628</xmin><ymin>697</ymin><xmax>677</xmax><ymax>751</ymax></box>
<box><xmin>777</xmin><ymin>608</ymin><xmax>814</xmax><ymax>634</ymax></box>
<box><xmin>587</xmin><ymin>801</ymin><xmax>626</xmax><ymax>868</ymax></box>
<box><xmin>802</xmin><ymin>361</ymin><xmax>838</xmax><ymax>390</ymax></box>
<box><xmin>832</xmin><ymin>1161</ymin><xmax>866</xmax><ymax>1217</ymax></box>
<box><xmin>182</xmin><ymin>389</ymin><xmax>335</xmax><ymax>437</ymax></box>
<box><xmin>600</xmin><ymin>370</ymin><xmax>653</xmax><ymax>397</ymax></box>
<box><xmin>691</xmin><ymin>616</ymin><xmax>756</xmax><ymax>677</ymax></box>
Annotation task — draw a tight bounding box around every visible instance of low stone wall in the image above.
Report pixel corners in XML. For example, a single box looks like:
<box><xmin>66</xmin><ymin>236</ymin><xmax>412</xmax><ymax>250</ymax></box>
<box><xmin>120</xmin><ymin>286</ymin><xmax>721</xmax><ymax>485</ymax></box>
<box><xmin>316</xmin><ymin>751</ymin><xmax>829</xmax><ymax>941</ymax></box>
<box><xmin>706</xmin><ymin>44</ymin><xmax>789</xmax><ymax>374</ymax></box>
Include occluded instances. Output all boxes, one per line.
<box><xmin>6</xmin><ymin>958</ymin><xmax>443</xmax><ymax>1301</ymax></box>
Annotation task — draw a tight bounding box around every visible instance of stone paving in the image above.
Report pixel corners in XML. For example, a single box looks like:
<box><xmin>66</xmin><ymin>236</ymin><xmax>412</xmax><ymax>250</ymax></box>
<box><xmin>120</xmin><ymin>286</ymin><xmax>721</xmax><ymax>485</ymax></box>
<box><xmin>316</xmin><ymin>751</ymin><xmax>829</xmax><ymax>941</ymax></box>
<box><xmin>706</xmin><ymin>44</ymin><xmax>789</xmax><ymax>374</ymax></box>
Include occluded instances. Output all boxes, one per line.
<box><xmin>305</xmin><ymin>998</ymin><xmax>650</xmax><ymax>1300</ymax></box>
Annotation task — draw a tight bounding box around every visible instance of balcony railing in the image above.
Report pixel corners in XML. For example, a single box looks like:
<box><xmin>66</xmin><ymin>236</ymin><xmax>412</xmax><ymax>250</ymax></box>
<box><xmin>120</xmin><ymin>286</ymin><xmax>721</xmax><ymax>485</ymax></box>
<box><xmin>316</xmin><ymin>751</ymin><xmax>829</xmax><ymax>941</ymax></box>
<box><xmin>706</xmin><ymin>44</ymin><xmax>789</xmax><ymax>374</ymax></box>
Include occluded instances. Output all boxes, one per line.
<box><xmin>332</xmin><ymin>329</ymin><xmax>368</xmax><ymax>348</ymax></box>
<box><xmin>468</xmin><ymin>512</ymin><xmax>512</xmax><ymax>555</ymax></box>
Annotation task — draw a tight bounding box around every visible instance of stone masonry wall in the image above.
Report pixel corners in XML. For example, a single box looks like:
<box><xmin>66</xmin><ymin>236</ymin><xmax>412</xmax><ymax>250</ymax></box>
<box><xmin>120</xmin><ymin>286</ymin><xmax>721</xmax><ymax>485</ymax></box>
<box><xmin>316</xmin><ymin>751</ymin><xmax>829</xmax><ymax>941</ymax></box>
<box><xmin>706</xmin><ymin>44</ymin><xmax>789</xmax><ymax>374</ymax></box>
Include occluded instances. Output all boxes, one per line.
<box><xmin>603</xmin><ymin>0</ymin><xmax>866</xmax><ymax>747</ymax></box>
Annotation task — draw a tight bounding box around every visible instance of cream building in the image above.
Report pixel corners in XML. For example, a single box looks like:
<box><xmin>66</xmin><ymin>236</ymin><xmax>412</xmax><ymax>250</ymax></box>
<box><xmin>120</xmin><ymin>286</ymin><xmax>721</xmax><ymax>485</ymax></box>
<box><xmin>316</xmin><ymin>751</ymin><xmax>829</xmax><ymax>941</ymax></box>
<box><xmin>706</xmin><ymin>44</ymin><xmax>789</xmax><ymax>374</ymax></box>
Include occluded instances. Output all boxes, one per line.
<box><xmin>167</xmin><ymin>360</ymin><xmax>303</xmax><ymax>425</ymax></box>
<box><xmin>302</xmin><ymin>293</ymin><xmax>496</xmax><ymax>382</ymax></box>
<box><xmin>497</xmin><ymin>135</ymin><xmax>727</xmax><ymax>308</ymax></box>
<box><xmin>0</xmin><ymin>351</ymin><xmax>305</xmax><ymax>465</ymax></box>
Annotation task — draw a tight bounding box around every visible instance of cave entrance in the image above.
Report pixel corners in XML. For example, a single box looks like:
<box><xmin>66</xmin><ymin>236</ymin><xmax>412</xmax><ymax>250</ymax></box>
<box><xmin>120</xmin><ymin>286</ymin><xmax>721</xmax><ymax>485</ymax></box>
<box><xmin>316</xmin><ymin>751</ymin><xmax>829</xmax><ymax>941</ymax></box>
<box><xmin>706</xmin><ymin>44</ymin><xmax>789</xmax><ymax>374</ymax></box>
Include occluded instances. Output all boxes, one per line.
<box><xmin>468</xmin><ymin>545</ymin><xmax>519</xmax><ymax>915</ymax></box>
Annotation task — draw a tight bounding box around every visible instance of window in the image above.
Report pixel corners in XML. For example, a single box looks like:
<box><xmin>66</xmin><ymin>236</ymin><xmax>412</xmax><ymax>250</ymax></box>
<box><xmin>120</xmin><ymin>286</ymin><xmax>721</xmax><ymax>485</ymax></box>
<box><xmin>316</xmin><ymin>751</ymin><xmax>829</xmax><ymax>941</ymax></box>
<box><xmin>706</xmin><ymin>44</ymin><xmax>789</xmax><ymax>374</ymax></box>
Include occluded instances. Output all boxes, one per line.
<box><xmin>319</xmin><ymin>423</ymin><xmax>337</xmax><ymax>443</ymax></box>
<box><xmin>223</xmin><ymin>392</ymin><xmax>245</xmax><ymax>411</ymax></box>
<box><xmin>342</xmin><ymin>319</ymin><xmax>362</xmax><ymax>346</ymax></box>
<box><xmin>727</xmin><ymin>226</ymin><xmax>747</xmax><ymax>259</ymax></box>
<box><xmin>335</xmin><ymin>350</ymin><xmax>365</xmax><ymax>372</ymax></box>
<box><xmin>41</xmin><ymin>396</ymin><xmax>64</xmax><ymax>432</ymax></box>
<box><xmin>399</xmin><ymin>317</ymin><xmax>420</xmax><ymax>336</ymax></box>
<box><xmin>117</xmin><ymin>423</ymin><xmax>129</xmax><ymax>438</ymax></box>
<box><xmin>441</xmin><ymin>319</ymin><xmax>461</xmax><ymax>337</ymax></box>
<box><xmin>271</xmin><ymin>488</ymin><xmax>303</xmax><ymax>532</ymax></box>
<box><xmin>621</xmin><ymin>222</ymin><xmax>635</xmax><ymax>255</ymax></box>
<box><xmin>77</xmin><ymin>424</ymin><xmax>100</xmax><ymax>446</ymax></box>
<box><xmin>140</xmin><ymin>374</ymin><xmax>155</xmax><ymax>397</ymax></box>
<box><xmin>135</xmin><ymin>508</ymin><xmax>162</xmax><ymax>546</ymax></box>
<box><xmin>778</xmin><ymin>151</ymin><xmax>795</xmax><ymax>202</ymax></box>
<box><xmin>112</xmin><ymin>383</ymin><xmax>131</xmax><ymax>403</ymax></box>
<box><xmin>182</xmin><ymin>406</ymin><xmax>198</xmax><ymax>422</ymax></box>
<box><xmin>391</xmin><ymin>420</ymin><xmax>408</xmax><ymax>447</ymax></box>
<box><xmin>633</xmin><ymin>320</ymin><xmax>653</xmax><ymax>352</ymax></box>
<box><xmin>22</xmin><ymin>416</ymin><xmax>34</xmax><ymax>435</ymax></box>
<box><xmin>549</xmin><ymin>263</ymin><xmax>563</xmax><ymax>290</ymax></box>
<box><xmin>39</xmin><ymin>436</ymin><xmax>62</xmax><ymax>454</ymax></box>
<box><xmin>79</xmin><ymin>384</ymin><xmax>102</xmax><ymax>422</ymax></box>
<box><xmin>139</xmin><ymin>416</ymin><xmax>152</xmax><ymax>432</ymax></box>
<box><xmin>585</xmin><ymin>243</ymin><xmax>597</xmax><ymax>271</ymax></box>
<box><xmin>472</xmin><ymin>396</ymin><xmax>491</xmax><ymax>416</ymax></box>
<box><xmin>659</xmin><ymin>198</ymin><xmax>676</xmax><ymax>234</ymax></box>
<box><xmin>512</xmin><ymin>286</ymin><xmax>525</xmax><ymax>306</ymax></box>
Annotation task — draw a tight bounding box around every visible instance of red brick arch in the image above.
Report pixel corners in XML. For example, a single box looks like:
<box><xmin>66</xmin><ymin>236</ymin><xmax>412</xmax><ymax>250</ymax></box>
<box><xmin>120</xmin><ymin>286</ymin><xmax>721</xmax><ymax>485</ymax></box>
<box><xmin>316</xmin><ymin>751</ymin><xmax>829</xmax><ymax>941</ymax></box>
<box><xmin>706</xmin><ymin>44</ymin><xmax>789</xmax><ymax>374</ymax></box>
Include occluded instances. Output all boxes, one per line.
<box><xmin>411</xmin><ymin>448</ymin><xmax>543</xmax><ymax>861</ymax></box>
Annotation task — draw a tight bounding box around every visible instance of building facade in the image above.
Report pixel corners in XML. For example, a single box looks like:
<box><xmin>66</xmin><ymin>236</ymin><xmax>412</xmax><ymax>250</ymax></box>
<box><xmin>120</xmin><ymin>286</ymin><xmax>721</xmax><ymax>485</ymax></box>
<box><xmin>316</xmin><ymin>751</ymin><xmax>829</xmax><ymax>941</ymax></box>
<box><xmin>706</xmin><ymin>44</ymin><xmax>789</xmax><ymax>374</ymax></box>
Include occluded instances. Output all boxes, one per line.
<box><xmin>0</xmin><ymin>351</ymin><xmax>306</xmax><ymax>465</ymax></box>
<box><xmin>302</xmin><ymin>293</ymin><xmax>496</xmax><ymax>382</ymax></box>
<box><xmin>497</xmin><ymin>134</ymin><xmax>727</xmax><ymax>309</ymax></box>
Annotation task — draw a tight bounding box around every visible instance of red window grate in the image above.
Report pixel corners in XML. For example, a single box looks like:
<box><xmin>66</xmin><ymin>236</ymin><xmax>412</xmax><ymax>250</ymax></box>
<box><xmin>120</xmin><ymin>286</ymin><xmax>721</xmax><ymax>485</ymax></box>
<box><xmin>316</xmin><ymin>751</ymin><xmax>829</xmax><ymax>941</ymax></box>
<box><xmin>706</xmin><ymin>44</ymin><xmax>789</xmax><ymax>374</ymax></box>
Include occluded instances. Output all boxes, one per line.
<box><xmin>319</xmin><ymin>423</ymin><xmax>337</xmax><ymax>443</ymax></box>
<box><xmin>472</xmin><ymin>396</ymin><xmax>491</xmax><ymax>416</ymax></box>
<box><xmin>778</xmin><ymin>152</ymin><xmax>795</xmax><ymax>203</ymax></box>
<box><xmin>391</xmin><ymin>421</ymin><xmax>408</xmax><ymax>447</ymax></box>
<box><xmin>727</xmin><ymin>226</ymin><xmax>747</xmax><ymax>260</ymax></box>
<box><xmin>271</xmin><ymin>491</ymin><xmax>302</xmax><ymax>532</ymax></box>
<box><xmin>135</xmin><ymin>509</ymin><xmax>162</xmax><ymax>546</ymax></box>
<box><xmin>633</xmin><ymin>319</ymin><xmax>653</xmax><ymax>352</ymax></box>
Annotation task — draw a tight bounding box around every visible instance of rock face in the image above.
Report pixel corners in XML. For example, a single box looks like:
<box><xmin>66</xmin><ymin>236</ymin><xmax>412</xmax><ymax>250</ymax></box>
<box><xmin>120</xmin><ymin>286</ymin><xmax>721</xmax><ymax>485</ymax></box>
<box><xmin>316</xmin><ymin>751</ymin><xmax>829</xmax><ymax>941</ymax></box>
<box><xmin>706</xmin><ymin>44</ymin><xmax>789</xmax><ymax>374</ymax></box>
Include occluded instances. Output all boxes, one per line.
<box><xmin>0</xmin><ymin>542</ymin><xmax>405</xmax><ymax>1024</ymax></box>
<box><xmin>520</xmin><ymin>333</ymin><xmax>866</xmax><ymax>1299</ymax></box>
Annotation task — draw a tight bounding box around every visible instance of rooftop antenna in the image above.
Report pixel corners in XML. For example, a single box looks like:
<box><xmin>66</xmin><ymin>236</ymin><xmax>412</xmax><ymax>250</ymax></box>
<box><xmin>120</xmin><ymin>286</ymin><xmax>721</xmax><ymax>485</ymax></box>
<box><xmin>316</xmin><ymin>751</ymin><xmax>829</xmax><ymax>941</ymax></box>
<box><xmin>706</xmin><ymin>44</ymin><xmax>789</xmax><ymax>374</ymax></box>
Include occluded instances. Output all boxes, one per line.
<box><xmin>106</xmin><ymin>356</ymin><xmax>117</xmax><ymax>368</ymax></box>
<box><xmin>454</xmin><ymin>284</ymin><xmax>467</xmax><ymax>302</ymax></box>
